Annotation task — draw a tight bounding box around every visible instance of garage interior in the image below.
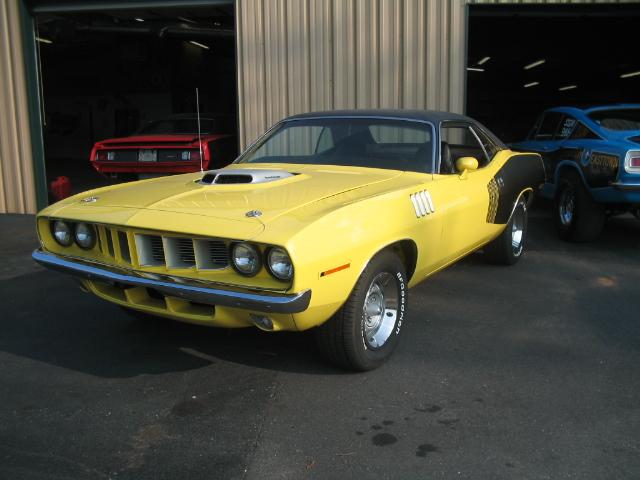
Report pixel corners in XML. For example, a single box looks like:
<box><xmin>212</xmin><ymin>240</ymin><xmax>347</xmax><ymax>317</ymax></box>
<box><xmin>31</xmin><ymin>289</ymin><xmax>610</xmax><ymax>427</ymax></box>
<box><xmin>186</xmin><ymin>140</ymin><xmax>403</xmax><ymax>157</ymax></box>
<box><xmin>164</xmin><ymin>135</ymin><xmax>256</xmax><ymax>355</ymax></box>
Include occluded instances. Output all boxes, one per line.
<box><xmin>467</xmin><ymin>4</ymin><xmax>640</xmax><ymax>143</ymax></box>
<box><xmin>35</xmin><ymin>3</ymin><xmax>236</xmax><ymax>198</ymax></box>
<box><xmin>32</xmin><ymin>2</ymin><xmax>640</xmax><ymax>203</ymax></box>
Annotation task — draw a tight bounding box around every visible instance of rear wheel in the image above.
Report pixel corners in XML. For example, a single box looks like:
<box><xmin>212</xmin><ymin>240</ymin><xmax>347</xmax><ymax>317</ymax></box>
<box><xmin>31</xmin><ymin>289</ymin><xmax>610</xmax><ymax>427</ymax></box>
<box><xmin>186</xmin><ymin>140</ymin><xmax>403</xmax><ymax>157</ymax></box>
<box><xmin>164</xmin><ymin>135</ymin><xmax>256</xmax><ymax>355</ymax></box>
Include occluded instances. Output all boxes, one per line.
<box><xmin>484</xmin><ymin>197</ymin><xmax>528</xmax><ymax>265</ymax></box>
<box><xmin>315</xmin><ymin>250</ymin><xmax>407</xmax><ymax>371</ymax></box>
<box><xmin>555</xmin><ymin>171</ymin><xmax>605</xmax><ymax>242</ymax></box>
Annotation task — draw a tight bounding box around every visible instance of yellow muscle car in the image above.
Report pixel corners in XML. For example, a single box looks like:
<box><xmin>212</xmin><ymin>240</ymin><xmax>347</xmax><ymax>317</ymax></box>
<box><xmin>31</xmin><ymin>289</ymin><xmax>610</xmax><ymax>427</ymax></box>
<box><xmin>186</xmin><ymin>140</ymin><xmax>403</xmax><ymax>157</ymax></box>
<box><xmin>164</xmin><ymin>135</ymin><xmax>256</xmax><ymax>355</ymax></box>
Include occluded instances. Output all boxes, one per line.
<box><xmin>33</xmin><ymin>110</ymin><xmax>544</xmax><ymax>370</ymax></box>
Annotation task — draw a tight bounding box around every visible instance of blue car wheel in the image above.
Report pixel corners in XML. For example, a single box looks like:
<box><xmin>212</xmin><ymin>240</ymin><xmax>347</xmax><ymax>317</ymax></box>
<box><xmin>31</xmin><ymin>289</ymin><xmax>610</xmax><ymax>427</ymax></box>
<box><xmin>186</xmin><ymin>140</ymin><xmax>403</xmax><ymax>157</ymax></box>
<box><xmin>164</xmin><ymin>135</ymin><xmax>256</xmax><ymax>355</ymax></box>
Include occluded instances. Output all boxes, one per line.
<box><xmin>555</xmin><ymin>171</ymin><xmax>605</xmax><ymax>242</ymax></box>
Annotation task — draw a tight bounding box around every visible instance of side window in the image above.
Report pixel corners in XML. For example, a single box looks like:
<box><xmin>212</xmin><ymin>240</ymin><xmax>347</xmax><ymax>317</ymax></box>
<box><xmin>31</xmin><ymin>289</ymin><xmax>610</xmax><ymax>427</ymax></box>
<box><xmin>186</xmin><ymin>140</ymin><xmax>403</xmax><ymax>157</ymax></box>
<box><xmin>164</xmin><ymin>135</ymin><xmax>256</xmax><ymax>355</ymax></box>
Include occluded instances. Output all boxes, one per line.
<box><xmin>440</xmin><ymin>125</ymin><xmax>488</xmax><ymax>174</ymax></box>
<box><xmin>535</xmin><ymin>112</ymin><xmax>563</xmax><ymax>140</ymax></box>
<box><xmin>527</xmin><ymin>114</ymin><xmax>543</xmax><ymax>140</ymax></box>
<box><xmin>472</xmin><ymin>127</ymin><xmax>499</xmax><ymax>161</ymax></box>
<box><xmin>570</xmin><ymin>122</ymin><xmax>600</xmax><ymax>140</ymax></box>
<box><xmin>556</xmin><ymin>115</ymin><xmax>577</xmax><ymax>140</ymax></box>
<box><xmin>314</xmin><ymin>127</ymin><xmax>334</xmax><ymax>153</ymax></box>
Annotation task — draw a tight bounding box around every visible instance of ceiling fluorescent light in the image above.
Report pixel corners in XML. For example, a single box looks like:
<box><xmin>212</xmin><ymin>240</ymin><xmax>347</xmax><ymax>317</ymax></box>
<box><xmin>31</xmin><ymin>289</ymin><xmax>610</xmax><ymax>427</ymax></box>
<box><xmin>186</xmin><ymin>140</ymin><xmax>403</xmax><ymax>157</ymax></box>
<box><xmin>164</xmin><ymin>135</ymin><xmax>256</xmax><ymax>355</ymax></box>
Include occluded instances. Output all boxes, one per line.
<box><xmin>524</xmin><ymin>59</ymin><xmax>545</xmax><ymax>70</ymax></box>
<box><xmin>524</xmin><ymin>81</ymin><xmax>540</xmax><ymax>88</ymax></box>
<box><xmin>559</xmin><ymin>85</ymin><xmax>577</xmax><ymax>91</ymax></box>
<box><xmin>189</xmin><ymin>40</ymin><xmax>210</xmax><ymax>50</ymax></box>
<box><xmin>134</xmin><ymin>17</ymin><xmax>145</xmax><ymax>22</ymax></box>
<box><xmin>36</xmin><ymin>37</ymin><xmax>53</xmax><ymax>44</ymax></box>
<box><xmin>620</xmin><ymin>70</ymin><xmax>640</xmax><ymax>79</ymax></box>
<box><xmin>477</xmin><ymin>56</ymin><xmax>491</xmax><ymax>65</ymax></box>
<box><xmin>467</xmin><ymin>67</ymin><xmax>485</xmax><ymax>72</ymax></box>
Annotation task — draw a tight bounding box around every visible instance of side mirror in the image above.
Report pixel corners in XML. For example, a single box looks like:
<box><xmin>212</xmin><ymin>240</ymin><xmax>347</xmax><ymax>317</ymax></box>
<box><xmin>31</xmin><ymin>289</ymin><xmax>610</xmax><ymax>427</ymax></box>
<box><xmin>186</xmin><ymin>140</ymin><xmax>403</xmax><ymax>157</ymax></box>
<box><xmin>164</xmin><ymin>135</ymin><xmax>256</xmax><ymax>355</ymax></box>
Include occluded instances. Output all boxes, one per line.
<box><xmin>456</xmin><ymin>156</ymin><xmax>479</xmax><ymax>174</ymax></box>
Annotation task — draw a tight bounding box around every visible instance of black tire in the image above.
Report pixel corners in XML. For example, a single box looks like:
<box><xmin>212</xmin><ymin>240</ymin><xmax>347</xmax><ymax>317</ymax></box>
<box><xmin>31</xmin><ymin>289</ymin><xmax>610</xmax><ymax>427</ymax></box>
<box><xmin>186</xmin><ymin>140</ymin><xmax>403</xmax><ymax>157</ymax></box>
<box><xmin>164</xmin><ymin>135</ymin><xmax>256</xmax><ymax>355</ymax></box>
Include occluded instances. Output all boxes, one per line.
<box><xmin>484</xmin><ymin>197</ymin><xmax>528</xmax><ymax>265</ymax></box>
<box><xmin>555</xmin><ymin>171</ymin><xmax>605</xmax><ymax>242</ymax></box>
<box><xmin>314</xmin><ymin>250</ymin><xmax>408</xmax><ymax>371</ymax></box>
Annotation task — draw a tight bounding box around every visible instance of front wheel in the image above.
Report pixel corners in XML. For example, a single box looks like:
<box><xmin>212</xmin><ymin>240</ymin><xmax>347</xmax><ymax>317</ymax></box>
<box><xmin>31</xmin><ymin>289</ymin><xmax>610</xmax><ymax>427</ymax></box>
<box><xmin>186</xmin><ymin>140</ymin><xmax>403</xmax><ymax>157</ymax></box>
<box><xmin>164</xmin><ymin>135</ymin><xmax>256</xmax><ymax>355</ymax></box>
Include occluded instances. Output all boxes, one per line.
<box><xmin>484</xmin><ymin>197</ymin><xmax>528</xmax><ymax>265</ymax></box>
<box><xmin>314</xmin><ymin>250</ymin><xmax>407</xmax><ymax>371</ymax></box>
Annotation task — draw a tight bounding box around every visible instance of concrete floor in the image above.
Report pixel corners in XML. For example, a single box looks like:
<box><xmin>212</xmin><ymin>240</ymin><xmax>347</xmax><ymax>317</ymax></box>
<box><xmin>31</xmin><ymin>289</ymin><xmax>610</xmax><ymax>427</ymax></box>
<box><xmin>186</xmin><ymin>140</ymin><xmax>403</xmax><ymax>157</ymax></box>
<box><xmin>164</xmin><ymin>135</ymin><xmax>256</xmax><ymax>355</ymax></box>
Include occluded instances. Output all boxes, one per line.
<box><xmin>0</xmin><ymin>208</ymin><xmax>638</xmax><ymax>479</ymax></box>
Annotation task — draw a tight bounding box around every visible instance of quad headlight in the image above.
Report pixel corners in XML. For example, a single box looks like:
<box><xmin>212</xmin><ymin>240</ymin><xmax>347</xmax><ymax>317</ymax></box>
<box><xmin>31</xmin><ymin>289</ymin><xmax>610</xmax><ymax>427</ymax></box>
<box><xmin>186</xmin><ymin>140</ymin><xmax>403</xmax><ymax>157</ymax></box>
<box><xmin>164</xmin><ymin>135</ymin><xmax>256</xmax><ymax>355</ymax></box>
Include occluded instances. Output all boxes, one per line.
<box><xmin>74</xmin><ymin>223</ymin><xmax>96</xmax><ymax>249</ymax></box>
<box><xmin>52</xmin><ymin>220</ymin><xmax>73</xmax><ymax>247</ymax></box>
<box><xmin>231</xmin><ymin>242</ymin><xmax>261</xmax><ymax>276</ymax></box>
<box><xmin>267</xmin><ymin>247</ymin><xmax>293</xmax><ymax>281</ymax></box>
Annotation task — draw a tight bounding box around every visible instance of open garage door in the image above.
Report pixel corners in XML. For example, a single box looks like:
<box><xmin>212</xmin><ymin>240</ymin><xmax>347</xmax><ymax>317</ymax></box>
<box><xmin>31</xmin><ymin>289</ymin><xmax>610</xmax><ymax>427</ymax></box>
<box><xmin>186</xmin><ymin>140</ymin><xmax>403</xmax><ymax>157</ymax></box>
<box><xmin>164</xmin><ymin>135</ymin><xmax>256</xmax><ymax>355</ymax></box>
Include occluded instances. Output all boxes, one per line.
<box><xmin>466</xmin><ymin>4</ymin><xmax>640</xmax><ymax>143</ymax></box>
<box><xmin>32</xmin><ymin>2</ymin><xmax>237</xmax><ymax>201</ymax></box>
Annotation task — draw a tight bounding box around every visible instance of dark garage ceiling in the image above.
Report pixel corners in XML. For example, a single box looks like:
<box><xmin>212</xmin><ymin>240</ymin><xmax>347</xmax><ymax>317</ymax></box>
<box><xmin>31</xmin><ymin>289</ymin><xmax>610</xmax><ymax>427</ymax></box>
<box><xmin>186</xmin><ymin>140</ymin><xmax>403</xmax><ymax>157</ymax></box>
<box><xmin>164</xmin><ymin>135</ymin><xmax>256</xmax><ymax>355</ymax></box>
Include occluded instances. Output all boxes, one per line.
<box><xmin>468</xmin><ymin>4</ymin><xmax>640</xmax><ymax>142</ymax></box>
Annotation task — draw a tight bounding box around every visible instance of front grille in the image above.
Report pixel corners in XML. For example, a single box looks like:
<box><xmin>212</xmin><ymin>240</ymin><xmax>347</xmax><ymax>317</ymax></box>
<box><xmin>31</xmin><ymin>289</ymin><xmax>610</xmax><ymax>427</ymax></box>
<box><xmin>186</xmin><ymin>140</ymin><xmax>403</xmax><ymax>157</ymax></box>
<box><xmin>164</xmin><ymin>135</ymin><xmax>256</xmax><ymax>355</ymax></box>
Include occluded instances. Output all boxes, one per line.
<box><xmin>106</xmin><ymin>229</ymin><xmax>115</xmax><ymax>257</ymax></box>
<box><xmin>177</xmin><ymin>238</ymin><xmax>196</xmax><ymax>266</ymax></box>
<box><xmin>135</xmin><ymin>233</ymin><xmax>230</xmax><ymax>270</ymax></box>
<box><xmin>118</xmin><ymin>231</ymin><xmax>131</xmax><ymax>264</ymax></box>
<box><xmin>149</xmin><ymin>236</ymin><xmax>165</xmax><ymax>263</ymax></box>
<box><xmin>208</xmin><ymin>241</ymin><xmax>228</xmax><ymax>268</ymax></box>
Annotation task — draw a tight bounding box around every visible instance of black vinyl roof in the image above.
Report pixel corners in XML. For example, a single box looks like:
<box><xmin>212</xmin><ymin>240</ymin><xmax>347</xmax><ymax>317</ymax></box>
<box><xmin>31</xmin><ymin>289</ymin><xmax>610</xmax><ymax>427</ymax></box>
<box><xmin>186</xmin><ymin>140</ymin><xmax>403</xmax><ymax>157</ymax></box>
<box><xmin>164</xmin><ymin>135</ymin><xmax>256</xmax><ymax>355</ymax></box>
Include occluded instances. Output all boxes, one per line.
<box><xmin>286</xmin><ymin>109</ymin><xmax>473</xmax><ymax>124</ymax></box>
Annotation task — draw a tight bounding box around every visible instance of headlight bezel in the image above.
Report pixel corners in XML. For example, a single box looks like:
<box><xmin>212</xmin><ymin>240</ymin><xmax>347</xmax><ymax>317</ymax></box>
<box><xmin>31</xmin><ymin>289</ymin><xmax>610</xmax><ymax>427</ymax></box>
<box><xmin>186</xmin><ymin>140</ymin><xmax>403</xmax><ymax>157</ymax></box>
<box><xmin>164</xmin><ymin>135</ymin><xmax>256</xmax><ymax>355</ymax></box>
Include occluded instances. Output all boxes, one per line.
<box><xmin>266</xmin><ymin>247</ymin><xmax>294</xmax><ymax>281</ymax></box>
<box><xmin>51</xmin><ymin>220</ymin><xmax>74</xmax><ymax>247</ymax></box>
<box><xmin>231</xmin><ymin>242</ymin><xmax>262</xmax><ymax>277</ymax></box>
<box><xmin>74</xmin><ymin>222</ymin><xmax>97</xmax><ymax>250</ymax></box>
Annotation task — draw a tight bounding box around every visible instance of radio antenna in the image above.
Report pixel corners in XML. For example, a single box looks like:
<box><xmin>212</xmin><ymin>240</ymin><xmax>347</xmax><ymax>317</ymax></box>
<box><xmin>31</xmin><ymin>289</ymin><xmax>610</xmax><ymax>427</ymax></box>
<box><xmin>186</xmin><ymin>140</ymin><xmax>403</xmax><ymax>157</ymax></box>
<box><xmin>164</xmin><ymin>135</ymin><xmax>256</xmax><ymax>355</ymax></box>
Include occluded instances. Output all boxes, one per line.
<box><xmin>196</xmin><ymin>87</ymin><xmax>203</xmax><ymax>172</ymax></box>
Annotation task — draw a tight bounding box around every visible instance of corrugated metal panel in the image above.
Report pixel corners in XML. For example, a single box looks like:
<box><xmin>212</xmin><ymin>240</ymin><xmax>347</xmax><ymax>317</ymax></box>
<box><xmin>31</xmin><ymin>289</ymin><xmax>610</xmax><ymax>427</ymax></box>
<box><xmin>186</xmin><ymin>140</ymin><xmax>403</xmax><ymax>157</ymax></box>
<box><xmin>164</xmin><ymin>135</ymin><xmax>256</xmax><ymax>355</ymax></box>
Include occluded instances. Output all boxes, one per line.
<box><xmin>236</xmin><ymin>0</ymin><xmax>468</xmax><ymax>150</ymax></box>
<box><xmin>0</xmin><ymin>0</ymin><xmax>38</xmax><ymax>213</ymax></box>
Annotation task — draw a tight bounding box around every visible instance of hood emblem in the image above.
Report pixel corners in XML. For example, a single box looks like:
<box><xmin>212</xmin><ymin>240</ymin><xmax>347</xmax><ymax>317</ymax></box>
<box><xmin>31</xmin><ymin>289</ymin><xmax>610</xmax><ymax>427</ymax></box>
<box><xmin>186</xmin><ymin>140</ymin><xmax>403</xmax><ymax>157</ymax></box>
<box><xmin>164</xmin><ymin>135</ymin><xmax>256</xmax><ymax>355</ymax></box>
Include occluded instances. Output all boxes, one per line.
<box><xmin>245</xmin><ymin>210</ymin><xmax>262</xmax><ymax>218</ymax></box>
<box><xmin>80</xmin><ymin>196</ymin><xmax>99</xmax><ymax>203</ymax></box>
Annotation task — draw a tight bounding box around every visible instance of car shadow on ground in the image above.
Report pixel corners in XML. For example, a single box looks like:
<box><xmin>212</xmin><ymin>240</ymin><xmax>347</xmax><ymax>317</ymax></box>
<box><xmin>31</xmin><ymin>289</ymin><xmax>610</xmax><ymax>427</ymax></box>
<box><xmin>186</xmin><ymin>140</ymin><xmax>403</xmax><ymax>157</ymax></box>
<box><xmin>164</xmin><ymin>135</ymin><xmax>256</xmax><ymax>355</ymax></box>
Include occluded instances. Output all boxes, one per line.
<box><xmin>2</xmin><ymin>205</ymin><xmax>637</xmax><ymax>379</ymax></box>
<box><xmin>0</xmin><ymin>269</ymin><xmax>347</xmax><ymax>378</ymax></box>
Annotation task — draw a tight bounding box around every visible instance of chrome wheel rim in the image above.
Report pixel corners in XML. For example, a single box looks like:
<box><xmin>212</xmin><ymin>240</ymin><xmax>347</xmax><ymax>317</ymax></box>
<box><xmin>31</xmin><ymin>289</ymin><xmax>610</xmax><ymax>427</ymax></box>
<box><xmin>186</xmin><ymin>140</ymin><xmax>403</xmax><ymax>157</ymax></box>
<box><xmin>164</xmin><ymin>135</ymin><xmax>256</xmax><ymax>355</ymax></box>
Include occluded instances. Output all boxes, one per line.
<box><xmin>362</xmin><ymin>272</ymin><xmax>399</xmax><ymax>349</ymax></box>
<box><xmin>559</xmin><ymin>188</ymin><xmax>575</xmax><ymax>227</ymax></box>
<box><xmin>511</xmin><ymin>204</ymin><xmax>525</xmax><ymax>257</ymax></box>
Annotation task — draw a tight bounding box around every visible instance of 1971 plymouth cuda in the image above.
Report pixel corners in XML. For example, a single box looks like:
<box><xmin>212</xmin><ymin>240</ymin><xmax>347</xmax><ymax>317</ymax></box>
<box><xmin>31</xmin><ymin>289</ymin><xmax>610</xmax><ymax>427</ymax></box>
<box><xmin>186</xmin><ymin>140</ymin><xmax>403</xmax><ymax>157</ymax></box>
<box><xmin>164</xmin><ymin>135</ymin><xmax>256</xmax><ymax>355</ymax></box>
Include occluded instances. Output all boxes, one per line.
<box><xmin>90</xmin><ymin>113</ymin><xmax>237</xmax><ymax>179</ymax></box>
<box><xmin>34</xmin><ymin>110</ymin><xmax>543</xmax><ymax>370</ymax></box>
<box><xmin>512</xmin><ymin>104</ymin><xmax>640</xmax><ymax>241</ymax></box>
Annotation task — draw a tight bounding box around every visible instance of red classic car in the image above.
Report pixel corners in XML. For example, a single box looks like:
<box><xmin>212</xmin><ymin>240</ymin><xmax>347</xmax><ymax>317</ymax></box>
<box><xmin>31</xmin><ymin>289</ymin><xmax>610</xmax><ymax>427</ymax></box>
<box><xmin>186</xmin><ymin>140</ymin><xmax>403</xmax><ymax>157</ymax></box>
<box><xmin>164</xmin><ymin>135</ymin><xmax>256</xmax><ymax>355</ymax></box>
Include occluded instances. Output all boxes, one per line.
<box><xmin>90</xmin><ymin>114</ymin><xmax>237</xmax><ymax>178</ymax></box>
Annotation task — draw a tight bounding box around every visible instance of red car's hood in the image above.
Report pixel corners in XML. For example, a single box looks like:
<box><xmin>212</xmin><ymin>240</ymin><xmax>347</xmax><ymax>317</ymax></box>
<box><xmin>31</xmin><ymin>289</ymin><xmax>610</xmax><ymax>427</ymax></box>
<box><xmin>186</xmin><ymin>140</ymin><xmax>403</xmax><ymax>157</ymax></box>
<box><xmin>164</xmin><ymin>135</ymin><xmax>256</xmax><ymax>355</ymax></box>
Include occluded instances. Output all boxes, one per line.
<box><xmin>97</xmin><ymin>134</ymin><xmax>226</xmax><ymax>146</ymax></box>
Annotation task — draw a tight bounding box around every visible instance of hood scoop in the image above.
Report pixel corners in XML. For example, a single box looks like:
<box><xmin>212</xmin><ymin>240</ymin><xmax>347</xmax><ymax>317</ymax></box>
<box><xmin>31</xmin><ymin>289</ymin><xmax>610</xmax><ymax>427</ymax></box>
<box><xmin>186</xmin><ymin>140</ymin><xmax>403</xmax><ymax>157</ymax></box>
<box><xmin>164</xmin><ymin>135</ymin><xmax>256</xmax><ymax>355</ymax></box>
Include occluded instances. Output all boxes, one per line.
<box><xmin>200</xmin><ymin>169</ymin><xmax>295</xmax><ymax>185</ymax></box>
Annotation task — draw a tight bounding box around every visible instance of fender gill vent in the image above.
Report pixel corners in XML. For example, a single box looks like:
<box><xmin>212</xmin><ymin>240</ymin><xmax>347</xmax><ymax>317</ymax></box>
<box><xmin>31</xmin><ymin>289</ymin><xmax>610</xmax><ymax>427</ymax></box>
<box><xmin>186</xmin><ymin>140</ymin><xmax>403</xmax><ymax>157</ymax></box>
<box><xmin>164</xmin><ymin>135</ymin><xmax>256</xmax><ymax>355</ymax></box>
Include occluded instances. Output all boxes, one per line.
<box><xmin>410</xmin><ymin>190</ymin><xmax>435</xmax><ymax>217</ymax></box>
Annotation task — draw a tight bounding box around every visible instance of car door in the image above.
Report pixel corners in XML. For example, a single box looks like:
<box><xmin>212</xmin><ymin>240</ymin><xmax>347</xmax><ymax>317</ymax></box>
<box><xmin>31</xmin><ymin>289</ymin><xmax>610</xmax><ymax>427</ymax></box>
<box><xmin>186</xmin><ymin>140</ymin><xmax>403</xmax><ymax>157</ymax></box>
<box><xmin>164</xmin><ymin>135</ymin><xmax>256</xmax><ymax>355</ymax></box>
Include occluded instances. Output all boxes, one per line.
<box><xmin>428</xmin><ymin>123</ymin><xmax>500</xmax><ymax>265</ymax></box>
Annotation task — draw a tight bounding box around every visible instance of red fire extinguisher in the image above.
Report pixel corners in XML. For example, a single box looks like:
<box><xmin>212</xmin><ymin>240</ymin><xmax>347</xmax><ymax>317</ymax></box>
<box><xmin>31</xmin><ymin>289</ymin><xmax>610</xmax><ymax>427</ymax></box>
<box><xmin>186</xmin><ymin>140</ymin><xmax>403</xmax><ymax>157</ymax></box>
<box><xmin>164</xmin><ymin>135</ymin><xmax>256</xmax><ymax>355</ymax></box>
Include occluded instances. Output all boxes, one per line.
<box><xmin>50</xmin><ymin>176</ymin><xmax>72</xmax><ymax>201</ymax></box>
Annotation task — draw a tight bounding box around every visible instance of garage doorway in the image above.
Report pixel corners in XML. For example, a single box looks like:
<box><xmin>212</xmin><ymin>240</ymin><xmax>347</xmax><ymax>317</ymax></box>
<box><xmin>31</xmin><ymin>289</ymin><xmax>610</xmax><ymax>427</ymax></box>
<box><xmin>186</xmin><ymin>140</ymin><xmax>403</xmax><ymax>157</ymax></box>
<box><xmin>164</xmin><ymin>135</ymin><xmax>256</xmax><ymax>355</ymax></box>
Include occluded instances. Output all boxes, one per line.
<box><xmin>466</xmin><ymin>4</ymin><xmax>640</xmax><ymax>143</ymax></box>
<box><xmin>34</xmin><ymin>2</ymin><xmax>237</xmax><ymax>200</ymax></box>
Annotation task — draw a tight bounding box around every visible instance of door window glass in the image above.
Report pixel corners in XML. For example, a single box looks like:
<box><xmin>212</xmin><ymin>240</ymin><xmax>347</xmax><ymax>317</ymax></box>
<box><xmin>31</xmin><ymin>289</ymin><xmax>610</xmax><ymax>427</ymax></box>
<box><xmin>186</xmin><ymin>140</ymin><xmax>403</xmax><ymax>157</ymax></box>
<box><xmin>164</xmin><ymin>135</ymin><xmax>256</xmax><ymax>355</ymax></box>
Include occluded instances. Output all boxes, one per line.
<box><xmin>535</xmin><ymin>112</ymin><xmax>563</xmax><ymax>140</ymax></box>
<box><xmin>440</xmin><ymin>125</ymin><xmax>488</xmax><ymax>174</ymax></box>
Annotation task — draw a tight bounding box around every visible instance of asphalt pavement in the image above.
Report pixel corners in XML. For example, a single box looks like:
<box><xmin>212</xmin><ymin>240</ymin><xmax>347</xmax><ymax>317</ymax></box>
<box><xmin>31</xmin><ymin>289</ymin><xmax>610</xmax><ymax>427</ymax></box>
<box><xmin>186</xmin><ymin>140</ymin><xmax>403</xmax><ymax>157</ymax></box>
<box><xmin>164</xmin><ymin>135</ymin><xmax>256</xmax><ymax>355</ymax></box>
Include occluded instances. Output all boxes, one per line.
<box><xmin>0</xmin><ymin>208</ymin><xmax>638</xmax><ymax>480</ymax></box>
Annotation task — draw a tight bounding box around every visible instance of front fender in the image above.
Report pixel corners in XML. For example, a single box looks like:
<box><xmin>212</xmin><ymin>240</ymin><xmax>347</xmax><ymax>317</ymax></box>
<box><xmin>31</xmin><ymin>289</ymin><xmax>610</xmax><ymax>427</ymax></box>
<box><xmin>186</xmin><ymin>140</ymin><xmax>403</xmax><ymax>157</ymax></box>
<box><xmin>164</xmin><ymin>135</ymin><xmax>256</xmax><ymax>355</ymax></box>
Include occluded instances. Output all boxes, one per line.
<box><xmin>276</xmin><ymin>188</ymin><xmax>427</xmax><ymax>330</ymax></box>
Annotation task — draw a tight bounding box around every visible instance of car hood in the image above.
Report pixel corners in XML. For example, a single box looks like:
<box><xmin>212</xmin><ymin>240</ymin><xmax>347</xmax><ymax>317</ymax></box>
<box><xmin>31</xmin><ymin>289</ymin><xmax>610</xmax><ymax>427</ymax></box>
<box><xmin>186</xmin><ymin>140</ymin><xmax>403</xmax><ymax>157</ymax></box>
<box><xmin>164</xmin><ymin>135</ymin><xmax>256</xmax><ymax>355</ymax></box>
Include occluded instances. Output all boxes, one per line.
<box><xmin>52</xmin><ymin>164</ymin><xmax>404</xmax><ymax>225</ymax></box>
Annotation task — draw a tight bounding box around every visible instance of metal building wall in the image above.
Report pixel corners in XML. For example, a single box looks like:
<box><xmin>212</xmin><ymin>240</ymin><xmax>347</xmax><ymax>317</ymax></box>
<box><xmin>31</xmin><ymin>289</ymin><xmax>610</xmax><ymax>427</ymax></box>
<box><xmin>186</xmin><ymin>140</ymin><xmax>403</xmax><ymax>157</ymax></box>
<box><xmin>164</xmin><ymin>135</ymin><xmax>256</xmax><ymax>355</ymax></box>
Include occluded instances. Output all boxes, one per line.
<box><xmin>0</xmin><ymin>0</ymin><xmax>38</xmax><ymax>213</ymax></box>
<box><xmin>236</xmin><ymin>0</ymin><xmax>467</xmax><ymax>149</ymax></box>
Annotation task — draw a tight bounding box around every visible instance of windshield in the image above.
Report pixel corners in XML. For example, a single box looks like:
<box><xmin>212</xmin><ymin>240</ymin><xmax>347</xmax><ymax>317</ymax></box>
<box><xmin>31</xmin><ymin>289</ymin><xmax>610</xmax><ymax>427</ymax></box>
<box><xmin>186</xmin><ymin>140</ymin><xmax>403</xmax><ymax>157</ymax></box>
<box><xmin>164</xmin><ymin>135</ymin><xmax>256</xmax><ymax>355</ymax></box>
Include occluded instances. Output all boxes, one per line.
<box><xmin>588</xmin><ymin>109</ymin><xmax>640</xmax><ymax>131</ymax></box>
<box><xmin>137</xmin><ymin>117</ymin><xmax>233</xmax><ymax>135</ymax></box>
<box><xmin>236</xmin><ymin>118</ymin><xmax>435</xmax><ymax>173</ymax></box>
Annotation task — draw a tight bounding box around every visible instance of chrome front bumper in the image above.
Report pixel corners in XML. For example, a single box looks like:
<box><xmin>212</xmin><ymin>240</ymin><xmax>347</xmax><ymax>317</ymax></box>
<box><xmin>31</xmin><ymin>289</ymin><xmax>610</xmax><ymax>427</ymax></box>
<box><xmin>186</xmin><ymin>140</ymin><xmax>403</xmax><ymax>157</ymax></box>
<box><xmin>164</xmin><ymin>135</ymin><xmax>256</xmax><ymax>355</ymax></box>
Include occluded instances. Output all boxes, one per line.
<box><xmin>32</xmin><ymin>249</ymin><xmax>311</xmax><ymax>314</ymax></box>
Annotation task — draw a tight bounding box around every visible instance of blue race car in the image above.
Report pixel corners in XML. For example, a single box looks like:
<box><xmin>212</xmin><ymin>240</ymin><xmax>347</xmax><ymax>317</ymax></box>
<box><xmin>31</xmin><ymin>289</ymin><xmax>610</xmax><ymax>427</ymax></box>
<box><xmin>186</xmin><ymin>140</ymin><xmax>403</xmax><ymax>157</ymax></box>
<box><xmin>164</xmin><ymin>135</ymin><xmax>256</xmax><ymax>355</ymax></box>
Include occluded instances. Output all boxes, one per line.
<box><xmin>512</xmin><ymin>104</ymin><xmax>640</xmax><ymax>241</ymax></box>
